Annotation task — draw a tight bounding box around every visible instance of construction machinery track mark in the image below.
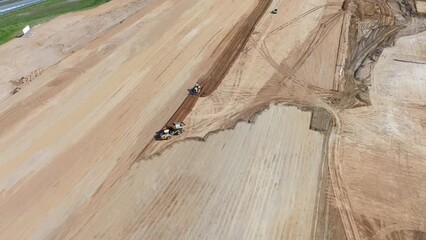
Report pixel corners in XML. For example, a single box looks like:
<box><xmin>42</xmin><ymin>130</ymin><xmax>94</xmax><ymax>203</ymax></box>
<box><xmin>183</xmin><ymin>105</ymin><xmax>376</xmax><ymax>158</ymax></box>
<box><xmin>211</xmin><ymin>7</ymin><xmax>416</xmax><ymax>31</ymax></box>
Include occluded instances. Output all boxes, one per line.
<box><xmin>260</xmin><ymin>10</ymin><xmax>344</xmax><ymax>93</ymax></box>
<box><xmin>323</xmin><ymin>104</ymin><xmax>361</xmax><ymax>240</ymax></box>
<box><xmin>137</xmin><ymin>0</ymin><xmax>273</xmax><ymax>160</ymax></box>
<box><xmin>268</xmin><ymin>3</ymin><xmax>342</xmax><ymax>36</ymax></box>
<box><xmin>198</xmin><ymin>0</ymin><xmax>273</xmax><ymax>97</ymax></box>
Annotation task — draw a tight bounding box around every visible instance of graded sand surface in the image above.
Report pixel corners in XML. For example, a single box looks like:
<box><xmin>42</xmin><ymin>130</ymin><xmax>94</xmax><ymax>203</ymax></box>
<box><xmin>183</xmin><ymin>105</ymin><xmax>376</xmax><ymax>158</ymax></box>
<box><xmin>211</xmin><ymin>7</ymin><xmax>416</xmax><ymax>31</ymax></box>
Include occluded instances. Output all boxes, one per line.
<box><xmin>0</xmin><ymin>0</ymin><xmax>263</xmax><ymax>238</ymax></box>
<box><xmin>333</xmin><ymin>31</ymin><xmax>426</xmax><ymax>239</ymax></box>
<box><xmin>0</xmin><ymin>0</ymin><xmax>155</xmax><ymax>99</ymax></box>
<box><xmin>0</xmin><ymin>0</ymin><xmax>345</xmax><ymax>239</ymax></box>
<box><xmin>417</xmin><ymin>1</ymin><xmax>426</xmax><ymax>13</ymax></box>
<box><xmin>53</xmin><ymin>105</ymin><xmax>327</xmax><ymax>240</ymax></box>
<box><xmin>142</xmin><ymin>0</ymin><xmax>345</xmax><ymax>156</ymax></box>
<box><xmin>1</xmin><ymin>0</ymin><xmax>426</xmax><ymax>239</ymax></box>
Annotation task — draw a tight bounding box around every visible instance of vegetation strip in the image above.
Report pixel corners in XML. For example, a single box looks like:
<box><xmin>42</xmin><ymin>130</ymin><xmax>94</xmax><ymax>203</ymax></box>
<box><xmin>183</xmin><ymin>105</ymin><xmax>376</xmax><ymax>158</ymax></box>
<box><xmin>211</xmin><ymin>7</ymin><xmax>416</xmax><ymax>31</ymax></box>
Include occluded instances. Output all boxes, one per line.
<box><xmin>0</xmin><ymin>0</ymin><xmax>111</xmax><ymax>45</ymax></box>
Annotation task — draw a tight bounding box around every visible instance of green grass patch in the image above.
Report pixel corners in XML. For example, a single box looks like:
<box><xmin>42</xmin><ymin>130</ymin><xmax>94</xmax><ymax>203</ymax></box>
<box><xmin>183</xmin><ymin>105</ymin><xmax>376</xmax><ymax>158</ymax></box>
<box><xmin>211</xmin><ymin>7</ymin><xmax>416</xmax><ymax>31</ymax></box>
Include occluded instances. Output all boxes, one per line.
<box><xmin>0</xmin><ymin>0</ymin><xmax>111</xmax><ymax>45</ymax></box>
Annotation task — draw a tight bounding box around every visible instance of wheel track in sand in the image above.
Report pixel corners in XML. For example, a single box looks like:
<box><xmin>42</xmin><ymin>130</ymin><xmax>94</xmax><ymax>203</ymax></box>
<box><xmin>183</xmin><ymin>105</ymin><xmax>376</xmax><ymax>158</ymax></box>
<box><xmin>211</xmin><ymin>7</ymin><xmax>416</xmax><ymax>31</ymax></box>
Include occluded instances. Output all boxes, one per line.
<box><xmin>139</xmin><ymin>1</ymin><xmax>347</xmax><ymax>159</ymax></box>
<box><xmin>144</xmin><ymin>2</ymin><xmax>366</xmax><ymax>238</ymax></box>
<box><xmin>258</xmin><ymin>9</ymin><xmax>344</xmax><ymax>94</ymax></box>
<box><xmin>160</xmin><ymin>0</ymin><xmax>273</xmax><ymax>127</ymax></box>
<box><xmin>322</xmin><ymin>103</ymin><xmax>361</xmax><ymax>240</ymax></box>
<box><xmin>94</xmin><ymin>0</ymin><xmax>274</xmax><ymax>199</ymax></box>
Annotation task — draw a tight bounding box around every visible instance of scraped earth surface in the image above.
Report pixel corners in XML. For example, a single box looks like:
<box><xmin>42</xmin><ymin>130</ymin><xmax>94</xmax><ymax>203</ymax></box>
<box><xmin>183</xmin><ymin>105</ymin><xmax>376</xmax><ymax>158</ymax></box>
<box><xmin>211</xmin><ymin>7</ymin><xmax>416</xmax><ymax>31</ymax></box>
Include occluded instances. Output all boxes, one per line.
<box><xmin>335</xmin><ymin>31</ymin><xmax>426</xmax><ymax>239</ymax></box>
<box><xmin>0</xmin><ymin>0</ymin><xmax>155</xmax><ymax>99</ymax></box>
<box><xmin>0</xmin><ymin>0</ymin><xmax>265</xmax><ymax>238</ymax></box>
<box><xmin>55</xmin><ymin>105</ymin><xmax>327</xmax><ymax>240</ymax></box>
<box><xmin>0</xmin><ymin>0</ymin><xmax>426</xmax><ymax>239</ymax></box>
<box><xmin>417</xmin><ymin>0</ymin><xmax>426</xmax><ymax>13</ymax></box>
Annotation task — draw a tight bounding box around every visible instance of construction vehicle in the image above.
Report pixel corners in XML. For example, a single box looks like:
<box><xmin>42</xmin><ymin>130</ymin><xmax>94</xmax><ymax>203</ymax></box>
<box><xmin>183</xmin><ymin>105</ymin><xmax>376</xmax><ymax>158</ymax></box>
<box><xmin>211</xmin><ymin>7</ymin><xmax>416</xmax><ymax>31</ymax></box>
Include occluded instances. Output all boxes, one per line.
<box><xmin>157</xmin><ymin>122</ymin><xmax>186</xmax><ymax>140</ymax></box>
<box><xmin>190</xmin><ymin>83</ymin><xmax>202</xmax><ymax>96</ymax></box>
<box><xmin>271</xmin><ymin>8</ymin><xmax>278</xmax><ymax>14</ymax></box>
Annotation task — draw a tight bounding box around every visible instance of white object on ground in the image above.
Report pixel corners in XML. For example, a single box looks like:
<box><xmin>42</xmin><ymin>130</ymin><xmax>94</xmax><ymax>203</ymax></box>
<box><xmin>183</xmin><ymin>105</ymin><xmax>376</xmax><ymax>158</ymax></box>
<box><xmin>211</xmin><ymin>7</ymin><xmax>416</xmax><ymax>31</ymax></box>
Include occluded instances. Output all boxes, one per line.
<box><xmin>22</xmin><ymin>25</ymin><xmax>31</xmax><ymax>35</ymax></box>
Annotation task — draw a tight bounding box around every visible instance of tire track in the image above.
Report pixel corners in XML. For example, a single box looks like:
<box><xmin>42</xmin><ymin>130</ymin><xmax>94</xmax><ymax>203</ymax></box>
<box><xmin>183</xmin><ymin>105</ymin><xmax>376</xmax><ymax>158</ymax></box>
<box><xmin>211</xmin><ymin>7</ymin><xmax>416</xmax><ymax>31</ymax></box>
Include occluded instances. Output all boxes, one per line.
<box><xmin>143</xmin><ymin>2</ymin><xmax>346</xmax><ymax>160</ymax></box>
<box><xmin>268</xmin><ymin>3</ymin><xmax>342</xmax><ymax>36</ymax></box>
<box><xmin>323</xmin><ymin>105</ymin><xmax>361</xmax><ymax>240</ymax></box>
<box><xmin>258</xmin><ymin>10</ymin><xmax>344</xmax><ymax>92</ymax></box>
<box><xmin>161</xmin><ymin>0</ymin><xmax>273</xmax><ymax>126</ymax></box>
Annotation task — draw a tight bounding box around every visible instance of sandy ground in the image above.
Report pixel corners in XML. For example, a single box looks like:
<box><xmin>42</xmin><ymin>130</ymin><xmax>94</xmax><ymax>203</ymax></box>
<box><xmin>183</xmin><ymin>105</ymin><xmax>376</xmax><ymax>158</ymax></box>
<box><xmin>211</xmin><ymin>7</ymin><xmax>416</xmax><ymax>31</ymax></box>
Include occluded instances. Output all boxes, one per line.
<box><xmin>0</xmin><ymin>0</ymin><xmax>347</xmax><ymax>238</ymax></box>
<box><xmin>0</xmin><ymin>0</ymin><xmax>154</xmax><ymax>99</ymax></box>
<box><xmin>51</xmin><ymin>105</ymin><xmax>327</xmax><ymax>239</ymax></box>
<box><xmin>0</xmin><ymin>0</ymin><xmax>262</xmax><ymax>239</ymax></box>
<box><xmin>417</xmin><ymin>1</ymin><xmax>426</xmax><ymax>13</ymax></box>
<box><xmin>1</xmin><ymin>0</ymin><xmax>426</xmax><ymax>239</ymax></box>
<box><xmin>333</xmin><ymin>30</ymin><xmax>426</xmax><ymax>239</ymax></box>
<box><xmin>142</xmin><ymin>0</ymin><xmax>345</xmax><ymax>156</ymax></box>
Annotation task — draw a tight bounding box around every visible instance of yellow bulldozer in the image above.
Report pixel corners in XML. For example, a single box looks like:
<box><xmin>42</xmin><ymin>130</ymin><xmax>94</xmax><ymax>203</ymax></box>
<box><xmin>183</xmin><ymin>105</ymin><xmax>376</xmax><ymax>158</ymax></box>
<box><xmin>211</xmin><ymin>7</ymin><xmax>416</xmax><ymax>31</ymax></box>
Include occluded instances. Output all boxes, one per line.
<box><xmin>157</xmin><ymin>122</ymin><xmax>185</xmax><ymax>140</ymax></box>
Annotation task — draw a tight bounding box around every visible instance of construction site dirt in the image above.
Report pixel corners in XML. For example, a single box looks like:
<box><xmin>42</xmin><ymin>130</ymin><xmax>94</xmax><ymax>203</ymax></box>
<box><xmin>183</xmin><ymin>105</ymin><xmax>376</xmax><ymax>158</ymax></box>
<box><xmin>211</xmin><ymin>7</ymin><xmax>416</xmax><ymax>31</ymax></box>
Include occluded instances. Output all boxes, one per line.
<box><xmin>0</xmin><ymin>0</ymin><xmax>426</xmax><ymax>239</ymax></box>
<box><xmin>164</xmin><ymin>0</ymin><xmax>272</xmax><ymax>127</ymax></box>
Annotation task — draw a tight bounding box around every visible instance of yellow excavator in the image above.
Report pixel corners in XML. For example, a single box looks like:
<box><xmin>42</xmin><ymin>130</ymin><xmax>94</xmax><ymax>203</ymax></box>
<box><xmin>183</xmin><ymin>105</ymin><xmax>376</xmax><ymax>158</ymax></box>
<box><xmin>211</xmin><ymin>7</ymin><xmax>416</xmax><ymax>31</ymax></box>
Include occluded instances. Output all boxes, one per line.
<box><xmin>158</xmin><ymin>122</ymin><xmax>185</xmax><ymax>140</ymax></box>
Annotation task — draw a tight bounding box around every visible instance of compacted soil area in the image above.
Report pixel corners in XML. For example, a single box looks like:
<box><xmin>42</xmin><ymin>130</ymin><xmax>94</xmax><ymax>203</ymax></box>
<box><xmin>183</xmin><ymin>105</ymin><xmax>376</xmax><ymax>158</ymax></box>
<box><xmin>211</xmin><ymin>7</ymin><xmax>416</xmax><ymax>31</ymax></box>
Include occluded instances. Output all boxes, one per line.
<box><xmin>0</xmin><ymin>0</ymin><xmax>425</xmax><ymax>239</ymax></box>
